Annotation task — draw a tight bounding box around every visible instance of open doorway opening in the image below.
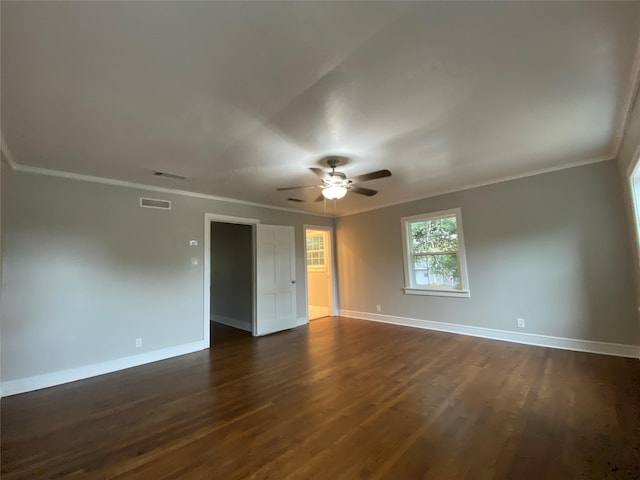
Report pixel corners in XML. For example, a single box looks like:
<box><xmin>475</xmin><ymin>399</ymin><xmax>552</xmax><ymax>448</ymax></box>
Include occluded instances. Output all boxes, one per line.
<box><xmin>206</xmin><ymin>215</ymin><xmax>258</xmax><ymax>346</ymax></box>
<box><xmin>304</xmin><ymin>226</ymin><xmax>335</xmax><ymax>321</ymax></box>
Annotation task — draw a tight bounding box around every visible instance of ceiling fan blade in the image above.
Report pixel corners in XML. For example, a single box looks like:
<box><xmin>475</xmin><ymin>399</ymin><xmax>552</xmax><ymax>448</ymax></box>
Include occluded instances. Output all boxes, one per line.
<box><xmin>276</xmin><ymin>185</ymin><xmax>318</xmax><ymax>191</ymax></box>
<box><xmin>349</xmin><ymin>169</ymin><xmax>391</xmax><ymax>184</ymax></box>
<box><xmin>351</xmin><ymin>186</ymin><xmax>378</xmax><ymax>197</ymax></box>
<box><xmin>309</xmin><ymin>167</ymin><xmax>327</xmax><ymax>178</ymax></box>
<box><xmin>314</xmin><ymin>193</ymin><xmax>325</xmax><ymax>202</ymax></box>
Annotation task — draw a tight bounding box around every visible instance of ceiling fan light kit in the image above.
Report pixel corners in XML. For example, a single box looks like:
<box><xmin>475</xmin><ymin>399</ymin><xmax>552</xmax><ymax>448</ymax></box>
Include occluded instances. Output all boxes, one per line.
<box><xmin>277</xmin><ymin>156</ymin><xmax>392</xmax><ymax>202</ymax></box>
<box><xmin>322</xmin><ymin>184</ymin><xmax>348</xmax><ymax>200</ymax></box>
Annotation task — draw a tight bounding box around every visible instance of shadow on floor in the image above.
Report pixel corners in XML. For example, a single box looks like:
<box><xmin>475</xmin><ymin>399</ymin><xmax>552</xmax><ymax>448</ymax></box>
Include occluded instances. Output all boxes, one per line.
<box><xmin>211</xmin><ymin>321</ymin><xmax>252</xmax><ymax>345</ymax></box>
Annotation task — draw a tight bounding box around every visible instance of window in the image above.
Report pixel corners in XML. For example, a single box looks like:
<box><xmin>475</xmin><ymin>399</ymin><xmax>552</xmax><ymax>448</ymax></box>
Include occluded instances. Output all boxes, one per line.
<box><xmin>401</xmin><ymin>208</ymin><xmax>470</xmax><ymax>297</ymax></box>
<box><xmin>306</xmin><ymin>232</ymin><xmax>326</xmax><ymax>270</ymax></box>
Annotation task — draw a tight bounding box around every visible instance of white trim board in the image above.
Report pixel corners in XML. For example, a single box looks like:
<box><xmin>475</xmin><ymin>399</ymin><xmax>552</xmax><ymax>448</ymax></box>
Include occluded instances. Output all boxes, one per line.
<box><xmin>10</xmin><ymin>162</ymin><xmax>331</xmax><ymax>218</ymax></box>
<box><xmin>338</xmin><ymin>156</ymin><xmax>614</xmax><ymax>218</ymax></box>
<box><xmin>340</xmin><ymin>310</ymin><xmax>640</xmax><ymax>359</ymax></box>
<box><xmin>1</xmin><ymin>130</ymin><xmax>616</xmax><ymax>221</ymax></box>
<box><xmin>0</xmin><ymin>340</ymin><xmax>206</xmax><ymax>397</ymax></box>
<box><xmin>211</xmin><ymin>314</ymin><xmax>252</xmax><ymax>333</ymax></box>
<box><xmin>204</xmin><ymin>213</ymin><xmax>259</xmax><ymax>341</ymax></box>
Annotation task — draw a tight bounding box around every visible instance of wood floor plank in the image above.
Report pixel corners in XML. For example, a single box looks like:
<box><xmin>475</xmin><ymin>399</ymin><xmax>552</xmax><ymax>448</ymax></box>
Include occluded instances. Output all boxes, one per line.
<box><xmin>2</xmin><ymin>317</ymin><xmax>639</xmax><ymax>479</ymax></box>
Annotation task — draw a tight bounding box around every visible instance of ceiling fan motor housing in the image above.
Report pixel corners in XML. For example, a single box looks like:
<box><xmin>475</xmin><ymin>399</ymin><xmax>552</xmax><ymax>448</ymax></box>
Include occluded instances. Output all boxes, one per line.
<box><xmin>326</xmin><ymin>171</ymin><xmax>348</xmax><ymax>185</ymax></box>
<box><xmin>325</xmin><ymin>156</ymin><xmax>343</xmax><ymax>169</ymax></box>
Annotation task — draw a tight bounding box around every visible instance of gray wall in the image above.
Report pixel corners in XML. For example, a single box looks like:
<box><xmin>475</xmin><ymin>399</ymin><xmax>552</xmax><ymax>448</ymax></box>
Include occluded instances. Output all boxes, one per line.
<box><xmin>210</xmin><ymin>221</ymin><xmax>252</xmax><ymax>327</ymax></box>
<box><xmin>1</xmin><ymin>170</ymin><xmax>332</xmax><ymax>382</ymax></box>
<box><xmin>336</xmin><ymin>160</ymin><xmax>639</xmax><ymax>345</ymax></box>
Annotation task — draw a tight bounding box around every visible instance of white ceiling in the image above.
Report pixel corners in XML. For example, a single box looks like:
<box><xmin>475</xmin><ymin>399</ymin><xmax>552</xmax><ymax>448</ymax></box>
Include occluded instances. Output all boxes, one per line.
<box><xmin>2</xmin><ymin>1</ymin><xmax>640</xmax><ymax>216</ymax></box>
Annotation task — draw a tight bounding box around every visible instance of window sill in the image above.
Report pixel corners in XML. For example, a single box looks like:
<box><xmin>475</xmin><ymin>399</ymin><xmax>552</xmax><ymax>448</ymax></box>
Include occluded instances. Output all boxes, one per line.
<box><xmin>307</xmin><ymin>266</ymin><xmax>327</xmax><ymax>272</ymax></box>
<box><xmin>403</xmin><ymin>287</ymin><xmax>470</xmax><ymax>298</ymax></box>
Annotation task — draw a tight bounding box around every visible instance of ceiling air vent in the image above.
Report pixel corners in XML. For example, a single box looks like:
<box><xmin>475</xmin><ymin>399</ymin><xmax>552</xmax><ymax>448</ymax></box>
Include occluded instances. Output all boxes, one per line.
<box><xmin>140</xmin><ymin>197</ymin><xmax>172</xmax><ymax>210</ymax></box>
<box><xmin>153</xmin><ymin>170</ymin><xmax>187</xmax><ymax>180</ymax></box>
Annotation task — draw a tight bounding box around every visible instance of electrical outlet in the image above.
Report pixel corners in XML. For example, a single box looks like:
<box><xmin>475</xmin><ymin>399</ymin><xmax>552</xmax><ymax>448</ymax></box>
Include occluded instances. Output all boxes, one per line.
<box><xmin>376</xmin><ymin>305</ymin><xmax>381</xmax><ymax>312</ymax></box>
<box><xmin>135</xmin><ymin>338</ymin><xmax>143</xmax><ymax>348</ymax></box>
<box><xmin>517</xmin><ymin>318</ymin><xmax>525</xmax><ymax>329</ymax></box>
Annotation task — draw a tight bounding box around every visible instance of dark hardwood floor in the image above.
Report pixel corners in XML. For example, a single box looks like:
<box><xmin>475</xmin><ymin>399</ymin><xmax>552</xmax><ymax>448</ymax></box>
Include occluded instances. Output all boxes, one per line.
<box><xmin>2</xmin><ymin>317</ymin><xmax>639</xmax><ymax>479</ymax></box>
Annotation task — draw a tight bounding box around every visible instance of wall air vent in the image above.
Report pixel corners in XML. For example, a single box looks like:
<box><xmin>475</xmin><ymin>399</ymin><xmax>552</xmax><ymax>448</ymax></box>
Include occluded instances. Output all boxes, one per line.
<box><xmin>140</xmin><ymin>197</ymin><xmax>172</xmax><ymax>210</ymax></box>
<box><xmin>153</xmin><ymin>170</ymin><xmax>187</xmax><ymax>180</ymax></box>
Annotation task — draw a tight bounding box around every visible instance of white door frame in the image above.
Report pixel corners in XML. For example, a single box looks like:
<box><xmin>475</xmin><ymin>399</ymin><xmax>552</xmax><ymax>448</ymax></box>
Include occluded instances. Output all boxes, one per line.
<box><xmin>303</xmin><ymin>225</ymin><xmax>338</xmax><ymax>319</ymax></box>
<box><xmin>204</xmin><ymin>213</ymin><xmax>260</xmax><ymax>347</ymax></box>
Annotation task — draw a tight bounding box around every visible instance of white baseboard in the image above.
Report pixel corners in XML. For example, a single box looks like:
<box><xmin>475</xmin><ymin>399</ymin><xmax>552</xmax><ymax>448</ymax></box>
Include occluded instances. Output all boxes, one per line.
<box><xmin>340</xmin><ymin>310</ymin><xmax>640</xmax><ymax>359</ymax></box>
<box><xmin>0</xmin><ymin>340</ymin><xmax>207</xmax><ymax>397</ymax></box>
<box><xmin>211</xmin><ymin>314</ymin><xmax>252</xmax><ymax>332</ymax></box>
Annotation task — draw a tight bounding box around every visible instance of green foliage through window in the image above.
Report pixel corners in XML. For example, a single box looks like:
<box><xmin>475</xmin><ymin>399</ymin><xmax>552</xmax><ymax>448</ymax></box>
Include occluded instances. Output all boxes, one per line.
<box><xmin>409</xmin><ymin>215</ymin><xmax>461</xmax><ymax>289</ymax></box>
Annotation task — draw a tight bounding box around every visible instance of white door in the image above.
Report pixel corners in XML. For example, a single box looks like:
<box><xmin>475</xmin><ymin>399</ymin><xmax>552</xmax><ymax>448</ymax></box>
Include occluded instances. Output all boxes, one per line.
<box><xmin>256</xmin><ymin>225</ymin><xmax>297</xmax><ymax>336</ymax></box>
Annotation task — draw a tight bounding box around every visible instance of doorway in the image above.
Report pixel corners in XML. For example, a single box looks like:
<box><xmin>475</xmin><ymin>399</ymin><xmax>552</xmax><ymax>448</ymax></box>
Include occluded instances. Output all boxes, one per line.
<box><xmin>304</xmin><ymin>226</ymin><xmax>335</xmax><ymax>321</ymax></box>
<box><xmin>204</xmin><ymin>214</ymin><xmax>259</xmax><ymax>346</ymax></box>
<box><xmin>204</xmin><ymin>214</ymin><xmax>301</xmax><ymax>346</ymax></box>
<box><xmin>210</xmin><ymin>221</ymin><xmax>253</xmax><ymax>343</ymax></box>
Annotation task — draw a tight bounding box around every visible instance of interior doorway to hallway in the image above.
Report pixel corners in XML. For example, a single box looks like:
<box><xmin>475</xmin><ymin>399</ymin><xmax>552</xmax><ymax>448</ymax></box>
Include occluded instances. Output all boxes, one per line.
<box><xmin>304</xmin><ymin>226</ymin><xmax>335</xmax><ymax>321</ymax></box>
<box><xmin>210</xmin><ymin>220</ymin><xmax>254</xmax><ymax>343</ymax></box>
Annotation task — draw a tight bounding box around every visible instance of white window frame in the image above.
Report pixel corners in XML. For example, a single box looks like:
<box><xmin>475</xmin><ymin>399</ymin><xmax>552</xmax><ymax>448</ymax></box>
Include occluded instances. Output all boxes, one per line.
<box><xmin>401</xmin><ymin>208</ymin><xmax>470</xmax><ymax>298</ymax></box>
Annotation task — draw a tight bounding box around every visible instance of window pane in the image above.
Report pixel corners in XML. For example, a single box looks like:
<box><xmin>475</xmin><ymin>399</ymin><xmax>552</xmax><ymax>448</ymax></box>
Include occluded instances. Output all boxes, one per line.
<box><xmin>411</xmin><ymin>216</ymin><xmax>458</xmax><ymax>253</ymax></box>
<box><xmin>413</xmin><ymin>253</ymin><xmax>461</xmax><ymax>289</ymax></box>
<box><xmin>306</xmin><ymin>249</ymin><xmax>325</xmax><ymax>267</ymax></box>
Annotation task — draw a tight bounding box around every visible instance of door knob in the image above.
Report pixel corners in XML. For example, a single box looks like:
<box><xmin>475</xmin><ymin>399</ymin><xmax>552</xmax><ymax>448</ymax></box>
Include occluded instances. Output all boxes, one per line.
<box><xmin>291</xmin><ymin>280</ymin><xmax>296</xmax><ymax>284</ymax></box>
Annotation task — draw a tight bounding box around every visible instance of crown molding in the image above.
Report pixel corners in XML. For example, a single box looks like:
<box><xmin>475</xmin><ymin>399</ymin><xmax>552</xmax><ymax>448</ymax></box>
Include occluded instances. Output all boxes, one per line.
<box><xmin>1</xmin><ymin>127</ymin><xmax>335</xmax><ymax>218</ymax></box>
<box><xmin>3</xmin><ymin>27</ymin><xmax>633</xmax><ymax>224</ymax></box>
<box><xmin>613</xmin><ymin>30</ymin><xmax>640</xmax><ymax>159</ymax></box>
<box><xmin>338</xmin><ymin>155</ymin><xmax>615</xmax><ymax>218</ymax></box>
<box><xmin>5</xmin><ymin>143</ymin><xmax>615</xmax><ymax>220</ymax></box>
<box><xmin>12</xmin><ymin>163</ymin><xmax>333</xmax><ymax>217</ymax></box>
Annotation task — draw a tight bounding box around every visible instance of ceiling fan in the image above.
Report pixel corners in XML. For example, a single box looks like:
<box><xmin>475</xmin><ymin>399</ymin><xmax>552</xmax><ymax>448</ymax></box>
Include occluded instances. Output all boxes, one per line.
<box><xmin>277</xmin><ymin>156</ymin><xmax>392</xmax><ymax>201</ymax></box>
